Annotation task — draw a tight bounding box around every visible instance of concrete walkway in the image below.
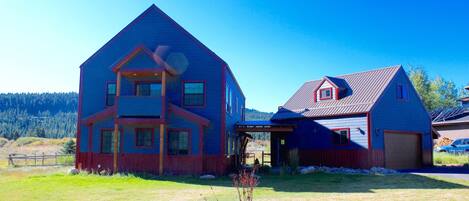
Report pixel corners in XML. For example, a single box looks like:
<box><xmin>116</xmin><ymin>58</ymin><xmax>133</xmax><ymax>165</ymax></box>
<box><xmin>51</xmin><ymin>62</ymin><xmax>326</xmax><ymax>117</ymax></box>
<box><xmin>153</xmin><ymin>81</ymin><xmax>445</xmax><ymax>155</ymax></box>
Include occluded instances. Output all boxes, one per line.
<box><xmin>401</xmin><ymin>166</ymin><xmax>469</xmax><ymax>180</ymax></box>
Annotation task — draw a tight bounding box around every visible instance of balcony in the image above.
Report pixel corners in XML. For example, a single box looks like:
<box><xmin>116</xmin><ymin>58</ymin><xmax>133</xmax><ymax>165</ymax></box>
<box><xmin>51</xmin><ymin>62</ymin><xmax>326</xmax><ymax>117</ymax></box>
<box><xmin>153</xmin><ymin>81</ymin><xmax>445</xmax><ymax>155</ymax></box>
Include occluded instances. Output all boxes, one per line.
<box><xmin>117</xmin><ymin>95</ymin><xmax>163</xmax><ymax>118</ymax></box>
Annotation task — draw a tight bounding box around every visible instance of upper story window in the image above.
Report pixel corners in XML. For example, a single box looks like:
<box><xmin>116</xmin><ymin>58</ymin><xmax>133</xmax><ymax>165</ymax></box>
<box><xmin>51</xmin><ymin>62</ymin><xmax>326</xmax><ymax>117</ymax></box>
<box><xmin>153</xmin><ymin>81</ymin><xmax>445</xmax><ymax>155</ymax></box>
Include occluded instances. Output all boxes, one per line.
<box><xmin>135</xmin><ymin>128</ymin><xmax>153</xmax><ymax>147</ymax></box>
<box><xmin>319</xmin><ymin>88</ymin><xmax>333</xmax><ymax>100</ymax></box>
<box><xmin>101</xmin><ymin>130</ymin><xmax>119</xmax><ymax>153</ymax></box>
<box><xmin>183</xmin><ymin>82</ymin><xmax>205</xmax><ymax>106</ymax></box>
<box><xmin>332</xmin><ymin>128</ymin><xmax>350</xmax><ymax>145</ymax></box>
<box><xmin>106</xmin><ymin>83</ymin><xmax>116</xmax><ymax>106</ymax></box>
<box><xmin>136</xmin><ymin>83</ymin><xmax>161</xmax><ymax>96</ymax></box>
<box><xmin>168</xmin><ymin>129</ymin><xmax>189</xmax><ymax>155</ymax></box>
<box><xmin>397</xmin><ymin>84</ymin><xmax>406</xmax><ymax>100</ymax></box>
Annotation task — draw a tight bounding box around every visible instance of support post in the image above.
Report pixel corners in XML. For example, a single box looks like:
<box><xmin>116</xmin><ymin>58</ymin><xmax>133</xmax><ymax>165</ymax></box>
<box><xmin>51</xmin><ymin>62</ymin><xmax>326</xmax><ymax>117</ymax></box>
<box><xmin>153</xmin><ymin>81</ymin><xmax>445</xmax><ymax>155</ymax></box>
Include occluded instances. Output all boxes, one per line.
<box><xmin>159</xmin><ymin>71</ymin><xmax>166</xmax><ymax>176</ymax></box>
<box><xmin>113</xmin><ymin>71</ymin><xmax>121</xmax><ymax>173</ymax></box>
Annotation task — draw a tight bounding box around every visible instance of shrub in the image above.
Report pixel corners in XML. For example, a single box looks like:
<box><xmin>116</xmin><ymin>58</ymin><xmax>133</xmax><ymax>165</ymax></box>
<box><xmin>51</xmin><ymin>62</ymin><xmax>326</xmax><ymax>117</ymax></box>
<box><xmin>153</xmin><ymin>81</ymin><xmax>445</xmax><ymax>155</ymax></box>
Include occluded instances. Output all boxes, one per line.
<box><xmin>434</xmin><ymin>152</ymin><xmax>469</xmax><ymax>165</ymax></box>
<box><xmin>0</xmin><ymin>137</ymin><xmax>8</xmax><ymax>148</ymax></box>
<box><xmin>61</xmin><ymin>139</ymin><xmax>76</xmax><ymax>154</ymax></box>
<box><xmin>232</xmin><ymin>167</ymin><xmax>259</xmax><ymax>201</ymax></box>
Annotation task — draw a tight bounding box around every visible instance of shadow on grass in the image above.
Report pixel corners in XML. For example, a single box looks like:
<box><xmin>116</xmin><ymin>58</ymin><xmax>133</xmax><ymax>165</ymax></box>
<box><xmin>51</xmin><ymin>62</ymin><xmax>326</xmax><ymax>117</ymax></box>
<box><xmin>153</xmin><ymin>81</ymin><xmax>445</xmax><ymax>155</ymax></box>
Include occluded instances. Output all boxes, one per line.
<box><xmin>130</xmin><ymin>172</ymin><xmax>469</xmax><ymax>193</ymax></box>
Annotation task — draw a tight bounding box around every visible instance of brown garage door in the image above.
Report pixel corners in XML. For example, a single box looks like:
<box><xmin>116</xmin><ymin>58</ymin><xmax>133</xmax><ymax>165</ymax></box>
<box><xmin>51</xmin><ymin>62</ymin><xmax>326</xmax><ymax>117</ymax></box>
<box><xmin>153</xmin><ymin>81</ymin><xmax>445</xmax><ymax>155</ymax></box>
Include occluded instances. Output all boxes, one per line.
<box><xmin>384</xmin><ymin>132</ymin><xmax>422</xmax><ymax>169</ymax></box>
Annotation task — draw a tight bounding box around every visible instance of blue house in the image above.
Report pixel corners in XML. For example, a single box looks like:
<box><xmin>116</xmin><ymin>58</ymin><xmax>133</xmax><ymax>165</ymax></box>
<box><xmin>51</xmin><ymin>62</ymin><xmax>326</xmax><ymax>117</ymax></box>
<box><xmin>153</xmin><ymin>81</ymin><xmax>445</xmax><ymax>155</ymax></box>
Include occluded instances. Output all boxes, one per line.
<box><xmin>269</xmin><ymin>66</ymin><xmax>433</xmax><ymax>169</ymax></box>
<box><xmin>76</xmin><ymin>5</ymin><xmax>245</xmax><ymax>175</ymax></box>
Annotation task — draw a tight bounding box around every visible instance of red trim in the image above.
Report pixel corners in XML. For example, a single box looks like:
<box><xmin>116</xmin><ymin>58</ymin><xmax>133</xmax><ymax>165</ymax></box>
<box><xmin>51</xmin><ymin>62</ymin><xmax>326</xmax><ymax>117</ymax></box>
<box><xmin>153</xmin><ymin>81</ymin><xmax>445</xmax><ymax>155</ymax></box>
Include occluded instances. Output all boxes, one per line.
<box><xmin>331</xmin><ymin>128</ymin><xmax>351</xmax><ymax>146</ymax></box>
<box><xmin>168</xmin><ymin>104</ymin><xmax>210</xmax><ymax>126</ymax></box>
<box><xmin>82</xmin><ymin>106</ymin><xmax>116</xmax><ymax>125</ymax></box>
<box><xmin>335</xmin><ymin>88</ymin><xmax>340</xmax><ymax>100</ymax></box>
<box><xmin>366</xmin><ymin>112</ymin><xmax>372</xmax><ymax>150</ymax></box>
<box><xmin>319</xmin><ymin>87</ymin><xmax>333</xmax><ymax>100</ymax></box>
<box><xmin>312</xmin><ymin>77</ymin><xmax>339</xmax><ymax>95</ymax></box>
<box><xmin>76</xmin><ymin>67</ymin><xmax>84</xmax><ymax>169</ymax></box>
<box><xmin>383</xmin><ymin>130</ymin><xmax>422</xmax><ymax>135</ymax></box>
<box><xmin>166</xmin><ymin>128</ymin><xmax>192</xmax><ymax>155</ymax></box>
<box><xmin>199</xmin><ymin>125</ymin><xmax>204</xmax><ymax>156</ymax></box>
<box><xmin>116</xmin><ymin>118</ymin><xmax>164</xmax><ymax>126</ymax></box>
<box><xmin>87</xmin><ymin>125</ymin><xmax>93</xmax><ymax>167</ymax></box>
<box><xmin>181</xmin><ymin>80</ymin><xmax>207</xmax><ymax>108</ymax></box>
<box><xmin>134</xmin><ymin>128</ymin><xmax>155</xmax><ymax>148</ymax></box>
<box><xmin>111</xmin><ymin>45</ymin><xmax>165</xmax><ymax>73</ymax></box>
<box><xmin>313</xmin><ymin>89</ymin><xmax>317</xmax><ymax>103</ymax></box>
<box><xmin>121</xmin><ymin>68</ymin><xmax>164</xmax><ymax>77</ymax></box>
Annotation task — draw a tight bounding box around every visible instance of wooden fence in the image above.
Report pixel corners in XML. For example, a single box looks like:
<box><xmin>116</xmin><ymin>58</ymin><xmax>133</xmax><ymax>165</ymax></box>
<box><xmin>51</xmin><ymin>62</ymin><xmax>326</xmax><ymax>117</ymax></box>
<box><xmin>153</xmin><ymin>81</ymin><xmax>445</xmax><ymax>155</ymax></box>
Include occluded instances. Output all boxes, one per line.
<box><xmin>8</xmin><ymin>153</ymin><xmax>75</xmax><ymax>167</ymax></box>
<box><xmin>244</xmin><ymin>151</ymin><xmax>271</xmax><ymax>166</ymax></box>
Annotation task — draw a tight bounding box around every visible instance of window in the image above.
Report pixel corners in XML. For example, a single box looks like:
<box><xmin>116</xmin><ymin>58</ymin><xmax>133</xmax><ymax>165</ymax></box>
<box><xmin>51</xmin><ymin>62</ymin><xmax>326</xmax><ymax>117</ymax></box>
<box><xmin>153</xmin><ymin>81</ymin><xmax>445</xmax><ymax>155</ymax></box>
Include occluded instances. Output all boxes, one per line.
<box><xmin>136</xmin><ymin>83</ymin><xmax>161</xmax><ymax>96</ymax></box>
<box><xmin>319</xmin><ymin>88</ymin><xmax>333</xmax><ymax>100</ymax></box>
<box><xmin>106</xmin><ymin>83</ymin><xmax>116</xmax><ymax>106</ymax></box>
<box><xmin>183</xmin><ymin>82</ymin><xmax>205</xmax><ymax>106</ymax></box>
<box><xmin>332</xmin><ymin>128</ymin><xmax>350</xmax><ymax>145</ymax></box>
<box><xmin>397</xmin><ymin>84</ymin><xmax>406</xmax><ymax>100</ymax></box>
<box><xmin>135</xmin><ymin>128</ymin><xmax>153</xmax><ymax>147</ymax></box>
<box><xmin>101</xmin><ymin>130</ymin><xmax>119</xmax><ymax>153</ymax></box>
<box><xmin>168</xmin><ymin>130</ymin><xmax>189</xmax><ymax>155</ymax></box>
<box><xmin>226</xmin><ymin>86</ymin><xmax>232</xmax><ymax>114</ymax></box>
<box><xmin>226</xmin><ymin>132</ymin><xmax>236</xmax><ymax>155</ymax></box>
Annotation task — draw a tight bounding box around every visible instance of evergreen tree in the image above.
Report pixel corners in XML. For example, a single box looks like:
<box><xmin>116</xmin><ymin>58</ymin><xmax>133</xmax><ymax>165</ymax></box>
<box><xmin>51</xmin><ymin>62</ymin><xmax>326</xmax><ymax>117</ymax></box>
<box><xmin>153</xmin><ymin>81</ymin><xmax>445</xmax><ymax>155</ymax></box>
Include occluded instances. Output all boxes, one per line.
<box><xmin>61</xmin><ymin>139</ymin><xmax>76</xmax><ymax>154</ymax></box>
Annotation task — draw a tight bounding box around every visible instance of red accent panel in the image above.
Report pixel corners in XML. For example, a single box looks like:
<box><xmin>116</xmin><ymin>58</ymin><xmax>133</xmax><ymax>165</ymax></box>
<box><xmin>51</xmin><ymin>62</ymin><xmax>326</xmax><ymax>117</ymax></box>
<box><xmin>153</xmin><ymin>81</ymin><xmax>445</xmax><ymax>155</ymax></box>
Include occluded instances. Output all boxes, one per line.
<box><xmin>166</xmin><ymin>156</ymin><xmax>203</xmax><ymax>175</ymax></box>
<box><xmin>298</xmin><ymin>149</ymin><xmax>371</xmax><ymax>169</ymax></box>
<box><xmin>82</xmin><ymin>106</ymin><xmax>116</xmax><ymax>125</ymax></box>
<box><xmin>367</xmin><ymin>112</ymin><xmax>372</xmax><ymax>150</ymax></box>
<box><xmin>335</xmin><ymin>88</ymin><xmax>340</xmax><ymax>100</ymax></box>
<box><xmin>203</xmin><ymin>155</ymin><xmax>231</xmax><ymax>175</ymax></box>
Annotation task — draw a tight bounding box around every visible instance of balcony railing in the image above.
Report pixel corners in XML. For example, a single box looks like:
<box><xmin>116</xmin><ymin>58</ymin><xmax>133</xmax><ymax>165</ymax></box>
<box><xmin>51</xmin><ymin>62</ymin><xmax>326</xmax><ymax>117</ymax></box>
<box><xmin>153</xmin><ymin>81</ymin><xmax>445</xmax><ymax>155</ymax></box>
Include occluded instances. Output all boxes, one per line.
<box><xmin>117</xmin><ymin>95</ymin><xmax>163</xmax><ymax>118</ymax></box>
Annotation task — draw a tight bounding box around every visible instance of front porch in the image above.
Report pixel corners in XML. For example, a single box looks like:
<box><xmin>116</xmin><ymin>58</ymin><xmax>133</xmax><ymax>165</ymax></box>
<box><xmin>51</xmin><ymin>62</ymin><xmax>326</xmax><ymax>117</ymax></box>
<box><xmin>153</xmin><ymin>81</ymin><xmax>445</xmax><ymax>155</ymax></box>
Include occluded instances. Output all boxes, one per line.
<box><xmin>235</xmin><ymin>121</ymin><xmax>295</xmax><ymax>168</ymax></box>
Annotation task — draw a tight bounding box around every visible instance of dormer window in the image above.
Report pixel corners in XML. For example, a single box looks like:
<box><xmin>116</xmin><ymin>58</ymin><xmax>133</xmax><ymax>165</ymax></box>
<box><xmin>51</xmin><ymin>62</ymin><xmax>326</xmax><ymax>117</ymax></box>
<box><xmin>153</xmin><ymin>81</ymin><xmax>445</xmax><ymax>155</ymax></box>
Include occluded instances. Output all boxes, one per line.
<box><xmin>319</xmin><ymin>88</ymin><xmax>333</xmax><ymax>100</ymax></box>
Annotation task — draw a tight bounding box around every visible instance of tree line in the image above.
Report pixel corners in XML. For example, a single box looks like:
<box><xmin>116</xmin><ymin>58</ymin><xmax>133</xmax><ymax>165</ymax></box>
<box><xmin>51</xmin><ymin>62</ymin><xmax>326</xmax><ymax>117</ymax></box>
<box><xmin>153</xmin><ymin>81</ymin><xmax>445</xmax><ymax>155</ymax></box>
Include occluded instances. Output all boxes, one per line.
<box><xmin>0</xmin><ymin>93</ymin><xmax>77</xmax><ymax>140</ymax></box>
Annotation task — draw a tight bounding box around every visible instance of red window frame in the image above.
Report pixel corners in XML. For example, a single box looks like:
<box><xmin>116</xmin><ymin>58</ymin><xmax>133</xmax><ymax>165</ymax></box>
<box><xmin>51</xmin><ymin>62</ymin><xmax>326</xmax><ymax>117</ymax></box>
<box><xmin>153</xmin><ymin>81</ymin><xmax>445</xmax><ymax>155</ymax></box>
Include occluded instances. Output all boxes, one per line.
<box><xmin>167</xmin><ymin>128</ymin><xmax>192</xmax><ymax>155</ymax></box>
<box><xmin>331</xmin><ymin>128</ymin><xmax>350</xmax><ymax>146</ymax></box>
<box><xmin>319</xmin><ymin>87</ymin><xmax>333</xmax><ymax>100</ymax></box>
<box><xmin>182</xmin><ymin>80</ymin><xmax>206</xmax><ymax>107</ymax></box>
<box><xmin>134</xmin><ymin>128</ymin><xmax>155</xmax><ymax>148</ymax></box>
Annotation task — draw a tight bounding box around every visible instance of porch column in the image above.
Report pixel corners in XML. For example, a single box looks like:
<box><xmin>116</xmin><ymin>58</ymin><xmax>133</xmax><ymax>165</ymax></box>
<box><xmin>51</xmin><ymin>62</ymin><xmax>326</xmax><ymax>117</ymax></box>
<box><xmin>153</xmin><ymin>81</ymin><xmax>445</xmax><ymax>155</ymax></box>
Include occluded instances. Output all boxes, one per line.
<box><xmin>113</xmin><ymin>71</ymin><xmax>121</xmax><ymax>173</ymax></box>
<box><xmin>159</xmin><ymin>71</ymin><xmax>166</xmax><ymax>175</ymax></box>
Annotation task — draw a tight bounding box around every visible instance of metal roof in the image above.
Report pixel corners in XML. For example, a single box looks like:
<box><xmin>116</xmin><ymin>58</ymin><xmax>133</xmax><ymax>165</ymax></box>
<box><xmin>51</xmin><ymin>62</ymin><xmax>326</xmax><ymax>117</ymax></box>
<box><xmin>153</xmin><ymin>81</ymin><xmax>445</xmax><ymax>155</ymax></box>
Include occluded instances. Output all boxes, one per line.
<box><xmin>431</xmin><ymin>106</ymin><xmax>469</xmax><ymax>122</ymax></box>
<box><xmin>272</xmin><ymin>65</ymin><xmax>402</xmax><ymax>120</ymax></box>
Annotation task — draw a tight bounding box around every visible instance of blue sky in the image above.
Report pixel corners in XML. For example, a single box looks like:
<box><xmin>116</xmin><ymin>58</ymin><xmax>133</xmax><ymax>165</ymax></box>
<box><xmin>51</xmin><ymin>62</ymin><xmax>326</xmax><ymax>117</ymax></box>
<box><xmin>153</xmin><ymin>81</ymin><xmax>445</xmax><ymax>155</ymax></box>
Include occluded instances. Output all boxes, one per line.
<box><xmin>0</xmin><ymin>0</ymin><xmax>468</xmax><ymax>112</ymax></box>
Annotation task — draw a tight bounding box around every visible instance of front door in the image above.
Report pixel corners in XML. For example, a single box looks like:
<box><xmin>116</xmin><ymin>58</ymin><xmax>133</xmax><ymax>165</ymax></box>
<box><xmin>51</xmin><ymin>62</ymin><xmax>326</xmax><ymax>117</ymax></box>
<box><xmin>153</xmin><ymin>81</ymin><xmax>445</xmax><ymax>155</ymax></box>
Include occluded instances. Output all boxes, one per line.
<box><xmin>272</xmin><ymin>134</ymin><xmax>288</xmax><ymax>166</ymax></box>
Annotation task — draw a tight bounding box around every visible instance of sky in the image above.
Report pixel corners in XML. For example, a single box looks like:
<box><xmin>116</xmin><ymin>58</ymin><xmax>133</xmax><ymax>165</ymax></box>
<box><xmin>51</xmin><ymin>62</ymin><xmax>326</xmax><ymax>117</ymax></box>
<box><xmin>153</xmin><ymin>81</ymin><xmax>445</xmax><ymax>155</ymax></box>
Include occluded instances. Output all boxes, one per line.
<box><xmin>0</xmin><ymin>0</ymin><xmax>468</xmax><ymax>112</ymax></box>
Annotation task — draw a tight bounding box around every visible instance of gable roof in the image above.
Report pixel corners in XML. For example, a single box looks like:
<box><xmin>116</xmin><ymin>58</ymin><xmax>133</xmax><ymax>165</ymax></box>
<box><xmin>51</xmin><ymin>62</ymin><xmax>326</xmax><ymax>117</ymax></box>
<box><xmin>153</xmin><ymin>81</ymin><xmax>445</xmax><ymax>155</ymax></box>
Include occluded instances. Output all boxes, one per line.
<box><xmin>272</xmin><ymin>65</ymin><xmax>402</xmax><ymax>120</ymax></box>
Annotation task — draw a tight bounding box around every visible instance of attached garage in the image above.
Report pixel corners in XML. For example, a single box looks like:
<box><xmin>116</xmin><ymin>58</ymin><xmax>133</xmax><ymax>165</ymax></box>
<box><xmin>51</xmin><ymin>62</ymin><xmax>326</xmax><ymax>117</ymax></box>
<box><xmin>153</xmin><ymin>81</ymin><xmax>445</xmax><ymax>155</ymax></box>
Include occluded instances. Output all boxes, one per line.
<box><xmin>384</xmin><ymin>131</ymin><xmax>422</xmax><ymax>169</ymax></box>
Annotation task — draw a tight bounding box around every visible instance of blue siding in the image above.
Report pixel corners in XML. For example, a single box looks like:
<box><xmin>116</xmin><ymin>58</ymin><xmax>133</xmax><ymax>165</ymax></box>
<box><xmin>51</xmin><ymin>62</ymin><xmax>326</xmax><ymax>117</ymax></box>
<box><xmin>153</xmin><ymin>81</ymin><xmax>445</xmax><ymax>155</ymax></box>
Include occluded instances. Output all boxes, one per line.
<box><xmin>225</xmin><ymin>68</ymin><xmax>245</xmax><ymax>154</ymax></box>
<box><xmin>285</xmin><ymin>115</ymin><xmax>368</xmax><ymax>150</ymax></box>
<box><xmin>370</xmin><ymin>68</ymin><xmax>432</xmax><ymax>150</ymax></box>
<box><xmin>79</xmin><ymin>6</ymin><xmax>227</xmax><ymax>156</ymax></box>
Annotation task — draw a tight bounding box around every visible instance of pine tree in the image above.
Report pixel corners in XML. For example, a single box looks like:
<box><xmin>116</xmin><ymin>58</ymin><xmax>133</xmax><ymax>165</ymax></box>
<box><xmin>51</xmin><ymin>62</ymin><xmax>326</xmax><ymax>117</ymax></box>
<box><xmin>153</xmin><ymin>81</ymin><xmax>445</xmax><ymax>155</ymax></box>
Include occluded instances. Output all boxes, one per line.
<box><xmin>61</xmin><ymin>139</ymin><xmax>76</xmax><ymax>154</ymax></box>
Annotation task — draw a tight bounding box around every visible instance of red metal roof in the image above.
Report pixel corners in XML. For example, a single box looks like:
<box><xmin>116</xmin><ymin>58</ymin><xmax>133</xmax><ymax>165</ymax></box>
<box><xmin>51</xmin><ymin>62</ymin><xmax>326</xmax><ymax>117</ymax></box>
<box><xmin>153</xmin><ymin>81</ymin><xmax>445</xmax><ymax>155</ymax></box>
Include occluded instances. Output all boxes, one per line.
<box><xmin>272</xmin><ymin>65</ymin><xmax>402</xmax><ymax>120</ymax></box>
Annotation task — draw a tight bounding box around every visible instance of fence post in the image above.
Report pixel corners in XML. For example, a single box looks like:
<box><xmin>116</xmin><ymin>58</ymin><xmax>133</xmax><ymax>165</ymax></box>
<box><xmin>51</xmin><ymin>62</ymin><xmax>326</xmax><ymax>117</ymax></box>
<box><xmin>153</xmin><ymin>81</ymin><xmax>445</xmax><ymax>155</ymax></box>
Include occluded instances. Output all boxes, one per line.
<box><xmin>34</xmin><ymin>153</ymin><xmax>37</xmax><ymax>166</ymax></box>
<box><xmin>262</xmin><ymin>151</ymin><xmax>265</xmax><ymax>166</ymax></box>
<box><xmin>8</xmin><ymin>154</ymin><xmax>12</xmax><ymax>166</ymax></box>
<box><xmin>42</xmin><ymin>152</ymin><xmax>45</xmax><ymax>166</ymax></box>
<box><xmin>55</xmin><ymin>153</ymin><xmax>58</xmax><ymax>165</ymax></box>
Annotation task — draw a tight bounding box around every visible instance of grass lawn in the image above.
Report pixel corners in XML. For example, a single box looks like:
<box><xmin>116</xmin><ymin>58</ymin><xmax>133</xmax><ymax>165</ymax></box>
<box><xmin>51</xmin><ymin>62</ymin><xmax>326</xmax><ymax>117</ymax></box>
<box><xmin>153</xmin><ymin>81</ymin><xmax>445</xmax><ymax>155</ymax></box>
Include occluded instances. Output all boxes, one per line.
<box><xmin>0</xmin><ymin>167</ymin><xmax>468</xmax><ymax>201</ymax></box>
<box><xmin>434</xmin><ymin>152</ymin><xmax>469</xmax><ymax>166</ymax></box>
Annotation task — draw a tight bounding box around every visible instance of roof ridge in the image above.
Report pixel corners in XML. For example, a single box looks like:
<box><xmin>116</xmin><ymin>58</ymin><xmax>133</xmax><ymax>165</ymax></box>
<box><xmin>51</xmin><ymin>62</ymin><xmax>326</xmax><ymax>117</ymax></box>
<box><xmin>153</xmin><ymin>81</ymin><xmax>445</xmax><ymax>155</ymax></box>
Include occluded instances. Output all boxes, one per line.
<box><xmin>305</xmin><ymin>65</ymin><xmax>402</xmax><ymax>83</ymax></box>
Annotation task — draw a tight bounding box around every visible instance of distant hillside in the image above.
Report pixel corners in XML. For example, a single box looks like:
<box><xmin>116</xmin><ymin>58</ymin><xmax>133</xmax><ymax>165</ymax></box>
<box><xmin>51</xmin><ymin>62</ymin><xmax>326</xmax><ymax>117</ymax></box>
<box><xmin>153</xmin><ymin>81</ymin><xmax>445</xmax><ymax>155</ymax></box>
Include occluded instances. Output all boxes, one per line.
<box><xmin>0</xmin><ymin>93</ymin><xmax>77</xmax><ymax>140</ymax></box>
<box><xmin>245</xmin><ymin>108</ymin><xmax>274</xmax><ymax>121</ymax></box>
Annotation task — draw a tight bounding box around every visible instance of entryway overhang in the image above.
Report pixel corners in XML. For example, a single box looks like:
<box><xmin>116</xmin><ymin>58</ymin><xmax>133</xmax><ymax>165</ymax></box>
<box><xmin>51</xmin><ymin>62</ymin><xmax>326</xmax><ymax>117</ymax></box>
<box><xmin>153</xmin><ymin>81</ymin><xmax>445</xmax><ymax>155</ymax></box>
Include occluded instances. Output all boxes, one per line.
<box><xmin>235</xmin><ymin>121</ymin><xmax>295</xmax><ymax>132</ymax></box>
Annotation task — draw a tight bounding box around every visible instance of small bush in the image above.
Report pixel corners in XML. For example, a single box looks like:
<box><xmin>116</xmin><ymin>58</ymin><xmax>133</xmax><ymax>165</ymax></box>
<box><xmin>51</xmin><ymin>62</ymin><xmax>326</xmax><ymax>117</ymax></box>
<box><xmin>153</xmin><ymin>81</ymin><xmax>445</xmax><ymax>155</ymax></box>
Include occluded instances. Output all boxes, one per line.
<box><xmin>0</xmin><ymin>137</ymin><xmax>8</xmax><ymax>148</ymax></box>
<box><xmin>434</xmin><ymin>152</ymin><xmax>469</xmax><ymax>165</ymax></box>
<box><xmin>14</xmin><ymin>137</ymin><xmax>45</xmax><ymax>146</ymax></box>
<box><xmin>57</xmin><ymin>155</ymin><xmax>75</xmax><ymax>166</ymax></box>
<box><xmin>61</xmin><ymin>139</ymin><xmax>76</xmax><ymax>154</ymax></box>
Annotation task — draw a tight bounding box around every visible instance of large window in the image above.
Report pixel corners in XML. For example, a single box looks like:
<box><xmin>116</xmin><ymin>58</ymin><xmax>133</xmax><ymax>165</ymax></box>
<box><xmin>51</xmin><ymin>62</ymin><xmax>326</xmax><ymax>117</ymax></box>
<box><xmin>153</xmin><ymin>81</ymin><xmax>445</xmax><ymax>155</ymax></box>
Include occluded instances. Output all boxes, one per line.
<box><xmin>135</xmin><ymin>128</ymin><xmax>153</xmax><ymax>147</ymax></box>
<box><xmin>136</xmin><ymin>83</ymin><xmax>161</xmax><ymax>96</ymax></box>
<box><xmin>101</xmin><ymin>130</ymin><xmax>119</xmax><ymax>153</ymax></box>
<box><xmin>319</xmin><ymin>88</ymin><xmax>332</xmax><ymax>100</ymax></box>
<box><xmin>226</xmin><ymin>132</ymin><xmax>236</xmax><ymax>155</ymax></box>
<box><xmin>106</xmin><ymin>83</ymin><xmax>116</xmax><ymax>106</ymax></box>
<box><xmin>183</xmin><ymin>82</ymin><xmax>205</xmax><ymax>106</ymax></box>
<box><xmin>168</xmin><ymin>130</ymin><xmax>189</xmax><ymax>155</ymax></box>
<box><xmin>332</xmin><ymin>128</ymin><xmax>350</xmax><ymax>145</ymax></box>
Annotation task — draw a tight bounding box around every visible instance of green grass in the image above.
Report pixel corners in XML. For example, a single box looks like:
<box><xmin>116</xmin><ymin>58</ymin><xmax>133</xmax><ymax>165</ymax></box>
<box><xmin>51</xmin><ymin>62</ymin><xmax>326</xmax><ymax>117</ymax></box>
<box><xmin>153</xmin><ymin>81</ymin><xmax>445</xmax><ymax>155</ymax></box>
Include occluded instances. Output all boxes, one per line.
<box><xmin>13</xmin><ymin>137</ymin><xmax>74</xmax><ymax>147</ymax></box>
<box><xmin>434</xmin><ymin>152</ymin><xmax>469</xmax><ymax>166</ymax></box>
<box><xmin>0</xmin><ymin>167</ymin><xmax>468</xmax><ymax>201</ymax></box>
